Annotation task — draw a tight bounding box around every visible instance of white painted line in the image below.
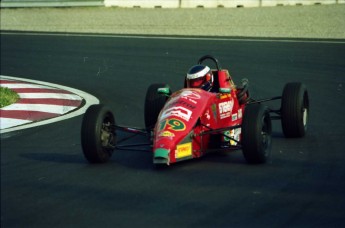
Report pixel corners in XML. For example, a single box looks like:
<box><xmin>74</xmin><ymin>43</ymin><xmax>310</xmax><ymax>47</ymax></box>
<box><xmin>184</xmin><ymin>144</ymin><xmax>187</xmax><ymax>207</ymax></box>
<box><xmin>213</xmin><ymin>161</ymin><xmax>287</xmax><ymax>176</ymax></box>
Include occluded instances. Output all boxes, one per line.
<box><xmin>0</xmin><ymin>83</ymin><xmax>57</xmax><ymax>89</ymax></box>
<box><xmin>1</xmin><ymin>103</ymin><xmax>78</xmax><ymax>114</ymax></box>
<box><xmin>0</xmin><ymin>118</ymin><xmax>32</xmax><ymax>130</ymax></box>
<box><xmin>18</xmin><ymin>93</ymin><xmax>82</xmax><ymax>100</ymax></box>
<box><xmin>1</xmin><ymin>31</ymin><xmax>344</xmax><ymax>44</ymax></box>
<box><xmin>0</xmin><ymin>75</ymin><xmax>99</xmax><ymax>134</ymax></box>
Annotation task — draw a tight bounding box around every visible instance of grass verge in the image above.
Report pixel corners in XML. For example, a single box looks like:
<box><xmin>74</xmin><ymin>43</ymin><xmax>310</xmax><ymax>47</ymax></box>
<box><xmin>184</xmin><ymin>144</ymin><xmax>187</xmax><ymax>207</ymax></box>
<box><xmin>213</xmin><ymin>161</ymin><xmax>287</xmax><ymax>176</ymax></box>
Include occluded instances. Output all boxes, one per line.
<box><xmin>0</xmin><ymin>87</ymin><xmax>20</xmax><ymax>108</ymax></box>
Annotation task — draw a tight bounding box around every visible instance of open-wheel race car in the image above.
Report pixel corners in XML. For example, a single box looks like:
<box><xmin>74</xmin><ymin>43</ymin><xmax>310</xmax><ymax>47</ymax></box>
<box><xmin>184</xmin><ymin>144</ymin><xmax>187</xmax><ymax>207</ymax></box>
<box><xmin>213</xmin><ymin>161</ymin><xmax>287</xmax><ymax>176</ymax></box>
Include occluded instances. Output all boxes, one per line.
<box><xmin>81</xmin><ymin>55</ymin><xmax>309</xmax><ymax>166</ymax></box>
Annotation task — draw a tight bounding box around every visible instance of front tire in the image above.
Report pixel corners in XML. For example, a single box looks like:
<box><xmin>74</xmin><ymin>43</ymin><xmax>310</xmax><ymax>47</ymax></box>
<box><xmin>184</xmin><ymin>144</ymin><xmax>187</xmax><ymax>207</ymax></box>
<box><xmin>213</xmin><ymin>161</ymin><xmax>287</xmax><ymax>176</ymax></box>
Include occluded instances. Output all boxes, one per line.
<box><xmin>81</xmin><ymin>104</ymin><xmax>116</xmax><ymax>163</ymax></box>
<box><xmin>281</xmin><ymin>82</ymin><xmax>309</xmax><ymax>138</ymax></box>
<box><xmin>144</xmin><ymin>83</ymin><xmax>169</xmax><ymax>130</ymax></box>
<box><xmin>242</xmin><ymin>104</ymin><xmax>272</xmax><ymax>164</ymax></box>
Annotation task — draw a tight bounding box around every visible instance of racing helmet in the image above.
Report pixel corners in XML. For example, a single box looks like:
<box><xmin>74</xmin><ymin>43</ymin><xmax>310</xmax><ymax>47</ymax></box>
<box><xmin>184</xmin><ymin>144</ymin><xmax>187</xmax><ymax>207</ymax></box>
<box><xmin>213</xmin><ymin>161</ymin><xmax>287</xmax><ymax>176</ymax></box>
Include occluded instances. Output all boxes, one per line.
<box><xmin>186</xmin><ymin>65</ymin><xmax>213</xmax><ymax>91</ymax></box>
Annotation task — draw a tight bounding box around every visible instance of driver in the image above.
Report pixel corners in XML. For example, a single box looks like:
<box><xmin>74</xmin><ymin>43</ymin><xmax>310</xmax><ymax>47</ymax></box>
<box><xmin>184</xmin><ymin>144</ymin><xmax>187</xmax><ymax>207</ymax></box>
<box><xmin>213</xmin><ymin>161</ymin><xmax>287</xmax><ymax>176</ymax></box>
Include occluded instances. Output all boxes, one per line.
<box><xmin>186</xmin><ymin>64</ymin><xmax>231</xmax><ymax>148</ymax></box>
<box><xmin>186</xmin><ymin>65</ymin><xmax>214</xmax><ymax>91</ymax></box>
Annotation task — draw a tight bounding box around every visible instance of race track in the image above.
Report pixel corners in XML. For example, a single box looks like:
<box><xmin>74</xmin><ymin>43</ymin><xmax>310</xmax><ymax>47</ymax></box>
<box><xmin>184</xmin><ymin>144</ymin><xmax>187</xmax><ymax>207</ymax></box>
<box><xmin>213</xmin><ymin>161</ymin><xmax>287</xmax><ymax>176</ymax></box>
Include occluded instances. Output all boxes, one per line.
<box><xmin>1</xmin><ymin>33</ymin><xmax>345</xmax><ymax>227</ymax></box>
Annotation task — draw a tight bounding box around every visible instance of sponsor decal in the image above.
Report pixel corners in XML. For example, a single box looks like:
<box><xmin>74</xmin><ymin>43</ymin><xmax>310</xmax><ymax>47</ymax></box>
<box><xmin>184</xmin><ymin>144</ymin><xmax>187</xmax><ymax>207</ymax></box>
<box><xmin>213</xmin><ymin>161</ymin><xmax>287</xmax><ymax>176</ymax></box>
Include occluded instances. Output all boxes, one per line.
<box><xmin>180</xmin><ymin>90</ymin><xmax>201</xmax><ymax>100</ymax></box>
<box><xmin>160</xmin><ymin>106</ymin><xmax>192</xmax><ymax>121</ymax></box>
<box><xmin>166</xmin><ymin>99</ymin><xmax>196</xmax><ymax>110</ymax></box>
<box><xmin>179</xmin><ymin>90</ymin><xmax>201</xmax><ymax>104</ymax></box>
<box><xmin>229</xmin><ymin>129</ymin><xmax>241</xmax><ymax>146</ymax></box>
<box><xmin>223</xmin><ymin>131</ymin><xmax>231</xmax><ymax>142</ymax></box>
<box><xmin>204</xmin><ymin>109</ymin><xmax>211</xmax><ymax>120</ymax></box>
<box><xmin>218</xmin><ymin>100</ymin><xmax>234</xmax><ymax>119</ymax></box>
<box><xmin>219</xmin><ymin>94</ymin><xmax>231</xmax><ymax>100</ymax></box>
<box><xmin>232</xmin><ymin>113</ymin><xmax>238</xmax><ymax>121</ymax></box>
<box><xmin>175</xmin><ymin>142</ymin><xmax>192</xmax><ymax>159</ymax></box>
<box><xmin>159</xmin><ymin>131</ymin><xmax>175</xmax><ymax>137</ymax></box>
<box><xmin>211</xmin><ymin>104</ymin><xmax>217</xmax><ymax>120</ymax></box>
<box><xmin>238</xmin><ymin>108</ymin><xmax>243</xmax><ymax>119</ymax></box>
<box><xmin>158</xmin><ymin>118</ymin><xmax>186</xmax><ymax>132</ymax></box>
<box><xmin>224</xmin><ymin>129</ymin><xmax>241</xmax><ymax>146</ymax></box>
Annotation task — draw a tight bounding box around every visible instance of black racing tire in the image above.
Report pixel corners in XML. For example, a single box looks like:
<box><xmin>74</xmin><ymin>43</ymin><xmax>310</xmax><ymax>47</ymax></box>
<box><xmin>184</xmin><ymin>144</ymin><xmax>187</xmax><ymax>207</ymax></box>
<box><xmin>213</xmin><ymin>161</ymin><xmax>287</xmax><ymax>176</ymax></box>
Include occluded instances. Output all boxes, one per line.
<box><xmin>144</xmin><ymin>83</ymin><xmax>169</xmax><ymax>130</ymax></box>
<box><xmin>242</xmin><ymin>104</ymin><xmax>272</xmax><ymax>164</ymax></box>
<box><xmin>81</xmin><ymin>104</ymin><xmax>116</xmax><ymax>163</ymax></box>
<box><xmin>281</xmin><ymin>82</ymin><xmax>309</xmax><ymax>138</ymax></box>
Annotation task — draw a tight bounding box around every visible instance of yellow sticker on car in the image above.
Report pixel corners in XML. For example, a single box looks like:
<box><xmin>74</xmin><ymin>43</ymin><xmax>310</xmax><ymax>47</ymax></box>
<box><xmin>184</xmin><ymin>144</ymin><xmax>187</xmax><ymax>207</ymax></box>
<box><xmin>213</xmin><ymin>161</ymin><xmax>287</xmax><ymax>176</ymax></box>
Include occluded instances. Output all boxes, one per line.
<box><xmin>176</xmin><ymin>142</ymin><xmax>192</xmax><ymax>158</ymax></box>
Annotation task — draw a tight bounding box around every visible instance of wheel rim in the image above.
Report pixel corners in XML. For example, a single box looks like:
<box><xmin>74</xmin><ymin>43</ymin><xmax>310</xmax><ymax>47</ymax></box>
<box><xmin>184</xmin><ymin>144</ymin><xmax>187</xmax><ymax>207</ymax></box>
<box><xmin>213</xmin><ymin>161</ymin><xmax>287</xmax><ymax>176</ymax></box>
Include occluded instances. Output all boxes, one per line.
<box><xmin>302</xmin><ymin>108</ymin><xmax>308</xmax><ymax>127</ymax></box>
<box><xmin>100</xmin><ymin>115</ymin><xmax>115</xmax><ymax>151</ymax></box>
<box><xmin>302</xmin><ymin>91</ymin><xmax>309</xmax><ymax>129</ymax></box>
<box><xmin>261</xmin><ymin>116</ymin><xmax>271</xmax><ymax>157</ymax></box>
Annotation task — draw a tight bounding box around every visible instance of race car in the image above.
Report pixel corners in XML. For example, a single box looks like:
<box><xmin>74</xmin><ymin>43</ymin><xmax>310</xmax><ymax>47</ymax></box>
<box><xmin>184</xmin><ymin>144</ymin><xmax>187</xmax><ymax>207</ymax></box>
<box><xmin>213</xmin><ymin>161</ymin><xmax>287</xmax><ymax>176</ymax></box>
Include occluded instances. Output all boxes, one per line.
<box><xmin>81</xmin><ymin>55</ymin><xmax>309</xmax><ymax>166</ymax></box>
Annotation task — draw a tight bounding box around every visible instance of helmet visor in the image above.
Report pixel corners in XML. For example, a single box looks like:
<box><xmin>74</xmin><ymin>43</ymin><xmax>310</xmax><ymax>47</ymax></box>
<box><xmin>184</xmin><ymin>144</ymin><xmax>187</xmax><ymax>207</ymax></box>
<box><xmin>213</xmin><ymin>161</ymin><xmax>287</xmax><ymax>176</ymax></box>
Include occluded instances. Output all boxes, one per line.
<box><xmin>187</xmin><ymin>77</ymin><xmax>206</xmax><ymax>88</ymax></box>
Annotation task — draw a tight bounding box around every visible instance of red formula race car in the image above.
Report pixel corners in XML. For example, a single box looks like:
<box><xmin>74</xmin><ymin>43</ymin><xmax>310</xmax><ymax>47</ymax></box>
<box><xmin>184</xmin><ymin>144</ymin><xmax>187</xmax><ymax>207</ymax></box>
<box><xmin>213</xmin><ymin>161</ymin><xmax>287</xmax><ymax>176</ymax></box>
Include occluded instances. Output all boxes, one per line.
<box><xmin>81</xmin><ymin>55</ymin><xmax>309</xmax><ymax>166</ymax></box>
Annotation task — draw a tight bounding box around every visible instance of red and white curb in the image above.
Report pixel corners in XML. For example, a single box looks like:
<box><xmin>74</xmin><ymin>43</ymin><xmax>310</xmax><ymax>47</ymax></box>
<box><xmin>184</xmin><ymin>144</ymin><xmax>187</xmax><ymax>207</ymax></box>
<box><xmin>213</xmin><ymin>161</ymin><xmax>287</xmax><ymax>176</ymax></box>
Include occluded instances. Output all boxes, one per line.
<box><xmin>0</xmin><ymin>75</ymin><xmax>99</xmax><ymax>134</ymax></box>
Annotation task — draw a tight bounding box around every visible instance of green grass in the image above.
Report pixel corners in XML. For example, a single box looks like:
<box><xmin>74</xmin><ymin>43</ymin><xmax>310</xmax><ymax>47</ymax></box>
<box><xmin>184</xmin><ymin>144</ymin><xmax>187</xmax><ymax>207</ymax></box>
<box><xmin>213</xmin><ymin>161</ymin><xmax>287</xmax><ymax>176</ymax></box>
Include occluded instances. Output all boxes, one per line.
<box><xmin>0</xmin><ymin>87</ymin><xmax>20</xmax><ymax>108</ymax></box>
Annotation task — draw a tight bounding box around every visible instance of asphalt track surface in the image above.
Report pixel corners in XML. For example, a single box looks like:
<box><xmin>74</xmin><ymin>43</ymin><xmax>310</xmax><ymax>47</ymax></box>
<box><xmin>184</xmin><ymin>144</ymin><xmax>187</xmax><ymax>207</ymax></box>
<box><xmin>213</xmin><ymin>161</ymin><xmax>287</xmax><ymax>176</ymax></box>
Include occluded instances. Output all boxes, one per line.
<box><xmin>1</xmin><ymin>33</ymin><xmax>345</xmax><ymax>227</ymax></box>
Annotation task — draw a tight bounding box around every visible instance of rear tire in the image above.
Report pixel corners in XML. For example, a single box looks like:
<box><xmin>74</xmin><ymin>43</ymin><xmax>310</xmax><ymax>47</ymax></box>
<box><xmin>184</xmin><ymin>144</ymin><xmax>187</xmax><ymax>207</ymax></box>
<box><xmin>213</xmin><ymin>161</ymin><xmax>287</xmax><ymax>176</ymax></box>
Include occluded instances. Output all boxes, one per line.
<box><xmin>81</xmin><ymin>104</ymin><xmax>116</xmax><ymax>163</ymax></box>
<box><xmin>242</xmin><ymin>104</ymin><xmax>272</xmax><ymax>164</ymax></box>
<box><xmin>281</xmin><ymin>82</ymin><xmax>309</xmax><ymax>138</ymax></box>
<box><xmin>144</xmin><ymin>83</ymin><xmax>169</xmax><ymax>130</ymax></box>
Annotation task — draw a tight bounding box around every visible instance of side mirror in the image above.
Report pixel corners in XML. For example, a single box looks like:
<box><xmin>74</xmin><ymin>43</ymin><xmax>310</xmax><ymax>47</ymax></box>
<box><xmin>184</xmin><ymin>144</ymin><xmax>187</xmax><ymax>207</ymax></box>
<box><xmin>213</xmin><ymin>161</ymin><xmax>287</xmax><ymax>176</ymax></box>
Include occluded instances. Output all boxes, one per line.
<box><xmin>219</xmin><ymin>88</ymin><xmax>231</xmax><ymax>94</ymax></box>
<box><xmin>157</xmin><ymin>87</ymin><xmax>171</xmax><ymax>97</ymax></box>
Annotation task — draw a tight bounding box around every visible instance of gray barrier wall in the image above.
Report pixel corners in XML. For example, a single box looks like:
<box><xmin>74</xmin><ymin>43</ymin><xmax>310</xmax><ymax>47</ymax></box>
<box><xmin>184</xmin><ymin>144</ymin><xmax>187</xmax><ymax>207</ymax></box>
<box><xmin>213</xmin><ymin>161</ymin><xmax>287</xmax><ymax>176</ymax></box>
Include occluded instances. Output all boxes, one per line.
<box><xmin>1</xmin><ymin>0</ymin><xmax>344</xmax><ymax>8</ymax></box>
<box><xmin>105</xmin><ymin>0</ymin><xmax>344</xmax><ymax>8</ymax></box>
<box><xmin>0</xmin><ymin>0</ymin><xmax>104</xmax><ymax>7</ymax></box>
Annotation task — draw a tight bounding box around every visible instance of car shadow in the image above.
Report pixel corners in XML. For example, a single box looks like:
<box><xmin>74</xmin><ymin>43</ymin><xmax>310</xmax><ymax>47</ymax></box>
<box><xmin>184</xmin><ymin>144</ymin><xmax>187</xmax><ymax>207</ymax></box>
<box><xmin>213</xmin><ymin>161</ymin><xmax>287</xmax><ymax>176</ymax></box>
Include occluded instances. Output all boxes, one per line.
<box><xmin>19</xmin><ymin>130</ymin><xmax>283</xmax><ymax>168</ymax></box>
<box><xmin>272</xmin><ymin>131</ymin><xmax>285</xmax><ymax>138</ymax></box>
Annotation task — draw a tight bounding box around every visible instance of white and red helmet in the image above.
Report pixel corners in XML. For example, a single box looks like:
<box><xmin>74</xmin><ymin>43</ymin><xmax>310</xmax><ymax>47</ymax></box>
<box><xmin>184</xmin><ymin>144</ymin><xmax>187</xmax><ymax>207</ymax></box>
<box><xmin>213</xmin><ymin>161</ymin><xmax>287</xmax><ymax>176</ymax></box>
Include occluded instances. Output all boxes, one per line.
<box><xmin>186</xmin><ymin>65</ymin><xmax>214</xmax><ymax>91</ymax></box>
